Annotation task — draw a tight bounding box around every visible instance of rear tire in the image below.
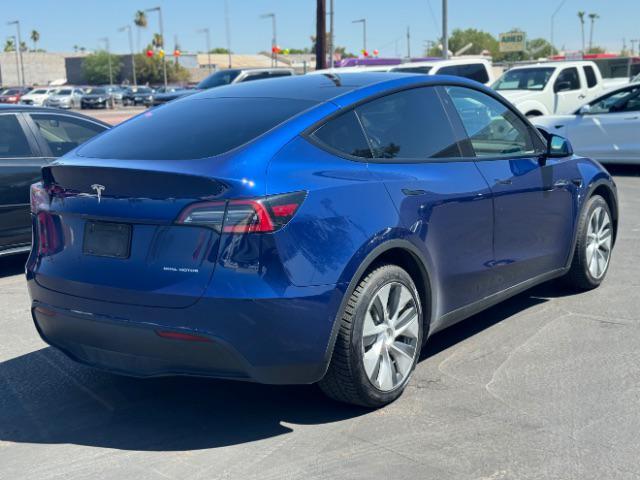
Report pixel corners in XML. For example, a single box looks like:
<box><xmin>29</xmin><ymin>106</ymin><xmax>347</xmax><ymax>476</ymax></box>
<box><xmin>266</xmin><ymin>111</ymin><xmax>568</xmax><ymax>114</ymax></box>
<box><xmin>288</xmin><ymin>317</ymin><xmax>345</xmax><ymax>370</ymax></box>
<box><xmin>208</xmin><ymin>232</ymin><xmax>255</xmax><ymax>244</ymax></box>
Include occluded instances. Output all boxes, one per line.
<box><xmin>319</xmin><ymin>264</ymin><xmax>423</xmax><ymax>408</ymax></box>
<box><xmin>563</xmin><ymin>195</ymin><xmax>613</xmax><ymax>290</ymax></box>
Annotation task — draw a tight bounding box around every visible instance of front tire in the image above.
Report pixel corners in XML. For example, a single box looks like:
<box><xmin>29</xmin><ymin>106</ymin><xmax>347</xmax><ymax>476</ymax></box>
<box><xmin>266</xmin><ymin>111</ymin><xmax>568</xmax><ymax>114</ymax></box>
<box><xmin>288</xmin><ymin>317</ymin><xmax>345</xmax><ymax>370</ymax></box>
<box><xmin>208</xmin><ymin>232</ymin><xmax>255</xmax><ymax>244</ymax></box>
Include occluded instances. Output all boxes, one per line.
<box><xmin>563</xmin><ymin>195</ymin><xmax>613</xmax><ymax>290</ymax></box>
<box><xmin>319</xmin><ymin>264</ymin><xmax>423</xmax><ymax>408</ymax></box>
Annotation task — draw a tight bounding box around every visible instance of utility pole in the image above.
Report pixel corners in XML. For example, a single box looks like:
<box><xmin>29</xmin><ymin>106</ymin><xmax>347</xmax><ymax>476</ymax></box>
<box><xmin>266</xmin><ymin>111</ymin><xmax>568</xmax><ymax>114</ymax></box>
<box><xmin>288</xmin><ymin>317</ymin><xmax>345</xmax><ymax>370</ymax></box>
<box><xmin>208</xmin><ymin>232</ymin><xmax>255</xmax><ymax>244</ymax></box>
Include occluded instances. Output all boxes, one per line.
<box><xmin>550</xmin><ymin>0</ymin><xmax>567</xmax><ymax>55</ymax></box>
<box><xmin>8</xmin><ymin>36</ymin><xmax>20</xmax><ymax>86</ymax></box>
<box><xmin>631</xmin><ymin>39</ymin><xmax>639</xmax><ymax>57</ymax></box>
<box><xmin>224</xmin><ymin>0</ymin><xmax>232</xmax><ymax>68</ymax></box>
<box><xmin>145</xmin><ymin>6</ymin><xmax>167</xmax><ymax>88</ymax></box>
<box><xmin>99</xmin><ymin>37</ymin><xmax>113</xmax><ymax>85</ymax></box>
<box><xmin>118</xmin><ymin>25</ymin><xmax>137</xmax><ymax>86</ymax></box>
<box><xmin>198</xmin><ymin>28</ymin><xmax>212</xmax><ymax>73</ymax></box>
<box><xmin>316</xmin><ymin>0</ymin><xmax>327</xmax><ymax>70</ymax></box>
<box><xmin>407</xmin><ymin>26</ymin><xmax>411</xmax><ymax>59</ymax></box>
<box><xmin>260</xmin><ymin>13</ymin><xmax>277</xmax><ymax>67</ymax></box>
<box><xmin>7</xmin><ymin>21</ymin><xmax>25</xmax><ymax>86</ymax></box>
<box><xmin>328</xmin><ymin>0</ymin><xmax>335</xmax><ymax>68</ymax></box>
<box><xmin>442</xmin><ymin>0</ymin><xmax>448</xmax><ymax>59</ymax></box>
<box><xmin>352</xmin><ymin>18</ymin><xmax>367</xmax><ymax>54</ymax></box>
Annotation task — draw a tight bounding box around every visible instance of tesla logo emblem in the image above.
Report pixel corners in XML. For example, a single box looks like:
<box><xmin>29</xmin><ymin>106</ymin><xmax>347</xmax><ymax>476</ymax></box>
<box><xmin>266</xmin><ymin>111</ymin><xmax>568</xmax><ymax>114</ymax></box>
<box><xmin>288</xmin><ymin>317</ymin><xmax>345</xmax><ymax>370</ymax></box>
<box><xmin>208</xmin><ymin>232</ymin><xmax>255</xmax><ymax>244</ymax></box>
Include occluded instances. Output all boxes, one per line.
<box><xmin>91</xmin><ymin>184</ymin><xmax>105</xmax><ymax>203</ymax></box>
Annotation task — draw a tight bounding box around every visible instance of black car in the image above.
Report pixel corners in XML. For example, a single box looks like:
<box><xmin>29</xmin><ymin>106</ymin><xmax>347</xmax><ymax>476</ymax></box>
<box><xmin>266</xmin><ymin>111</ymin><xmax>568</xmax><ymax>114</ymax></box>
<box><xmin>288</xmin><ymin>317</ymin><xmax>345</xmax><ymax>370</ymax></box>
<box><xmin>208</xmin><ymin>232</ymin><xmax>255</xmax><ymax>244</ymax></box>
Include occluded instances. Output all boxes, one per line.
<box><xmin>151</xmin><ymin>68</ymin><xmax>295</xmax><ymax>106</ymax></box>
<box><xmin>146</xmin><ymin>85</ymin><xmax>189</xmax><ymax>106</ymax></box>
<box><xmin>80</xmin><ymin>87</ymin><xmax>112</xmax><ymax>109</ymax></box>
<box><xmin>122</xmin><ymin>86</ymin><xmax>154</xmax><ymax>106</ymax></box>
<box><xmin>0</xmin><ymin>105</ymin><xmax>109</xmax><ymax>256</ymax></box>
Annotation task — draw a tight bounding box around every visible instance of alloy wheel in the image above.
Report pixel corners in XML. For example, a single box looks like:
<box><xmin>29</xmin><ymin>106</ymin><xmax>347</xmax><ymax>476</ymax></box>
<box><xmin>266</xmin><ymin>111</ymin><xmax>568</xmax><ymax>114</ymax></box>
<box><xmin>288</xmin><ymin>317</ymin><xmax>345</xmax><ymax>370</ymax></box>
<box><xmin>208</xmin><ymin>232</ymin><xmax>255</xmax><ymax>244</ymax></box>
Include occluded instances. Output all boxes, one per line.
<box><xmin>586</xmin><ymin>206</ymin><xmax>612</xmax><ymax>279</ymax></box>
<box><xmin>361</xmin><ymin>282</ymin><xmax>420</xmax><ymax>392</ymax></box>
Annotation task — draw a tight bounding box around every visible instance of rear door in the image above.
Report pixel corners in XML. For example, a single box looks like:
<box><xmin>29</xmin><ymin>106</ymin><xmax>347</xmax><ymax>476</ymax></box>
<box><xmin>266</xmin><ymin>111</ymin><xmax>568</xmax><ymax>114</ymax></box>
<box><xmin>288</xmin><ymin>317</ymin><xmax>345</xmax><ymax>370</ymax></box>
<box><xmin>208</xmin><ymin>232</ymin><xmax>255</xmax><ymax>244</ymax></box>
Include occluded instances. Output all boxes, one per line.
<box><xmin>553</xmin><ymin>67</ymin><xmax>586</xmax><ymax>114</ymax></box>
<box><xmin>444</xmin><ymin>85</ymin><xmax>577</xmax><ymax>290</ymax></box>
<box><xmin>0</xmin><ymin>112</ymin><xmax>45</xmax><ymax>250</ymax></box>
<box><xmin>357</xmin><ymin>86</ymin><xmax>496</xmax><ymax>315</ymax></box>
<box><xmin>571</xmin><ymin>85</ymin><xmax>640</xmax><ymax>162</ymax></box>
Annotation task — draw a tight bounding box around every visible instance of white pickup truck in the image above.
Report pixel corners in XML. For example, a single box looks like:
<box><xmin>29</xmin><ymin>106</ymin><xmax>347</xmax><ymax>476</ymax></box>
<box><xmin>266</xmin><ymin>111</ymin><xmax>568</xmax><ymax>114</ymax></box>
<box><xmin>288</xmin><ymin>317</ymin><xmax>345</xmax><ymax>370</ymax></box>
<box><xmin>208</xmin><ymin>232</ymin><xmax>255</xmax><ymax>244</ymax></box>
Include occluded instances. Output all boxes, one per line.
<box><xmin>493</xmin><ymin>61</ymin><xmax>607</xmax><ymax>117</ymax></box>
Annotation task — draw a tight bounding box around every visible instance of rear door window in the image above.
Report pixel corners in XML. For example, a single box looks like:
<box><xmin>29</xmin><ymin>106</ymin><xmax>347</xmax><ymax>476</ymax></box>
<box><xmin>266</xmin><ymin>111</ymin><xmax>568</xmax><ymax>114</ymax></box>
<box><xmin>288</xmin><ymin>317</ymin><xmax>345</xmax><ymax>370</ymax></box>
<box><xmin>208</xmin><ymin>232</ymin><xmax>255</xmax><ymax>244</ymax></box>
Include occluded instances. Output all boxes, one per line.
<box><xmin>583</xmin><ymin>66</ymin><xmax>598</xmax><ymax>88</ymax></box>
<box><xmin>0</xmin><ymin>114</ymin><xmax>33</xmax><ymax>158</ymax></box>
<box><xmin>31</xmin><ymin>114</ymin><xmax>106</xmax><ymax>157</ymax></box>
<box><xmin>78</xmin><ymin>97</ymin><xmax>316</xmax><ymax>160</ymax></box>
<box><xmin>355</xmin><ymin>87</ymin><xmax>461</xmax><ymax>160</ymax></box>
<box><xmin>310</xmin><ymin>111</ymin><xmax>372</xmax><ymax>158</ymax></box>
<box><xmin>554</xmin><ymin>67</ymin><xmax>581</xmax><ymax>92</ymax></box>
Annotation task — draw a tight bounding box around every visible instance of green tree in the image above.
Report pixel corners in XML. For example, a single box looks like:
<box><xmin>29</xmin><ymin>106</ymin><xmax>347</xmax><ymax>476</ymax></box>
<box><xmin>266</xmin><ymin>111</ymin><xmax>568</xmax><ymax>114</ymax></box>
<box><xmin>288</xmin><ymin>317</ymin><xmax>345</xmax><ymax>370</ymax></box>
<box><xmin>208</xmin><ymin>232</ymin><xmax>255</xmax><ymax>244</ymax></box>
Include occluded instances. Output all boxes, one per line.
<box><xmin>30</xmin><ymin>30</ymin><xmax>40</xmax><ymax>51</ymax></box>
<box><xmin>427</xmin><ymin>28</ymin><xmax>499</xmax><ymax>58</ymax></box>
<box><xmin>587</xmin><ymin>46</ymin><xmax>606</xmax><ymax>54</ymax></box>
<box><xmin>82</xmin><ymin>51</ymin><xmax>122</xmax><ymax>84</ymax></box>
<box><xmin>335</xmin><ymin>46</ymin><xmax>356</xmax><ymax>58</ymax></box>
<box><xmin>152</xmin><ymin>33</ymin><xmax>164</xmax><ymax>49</ymax></box>
<box><xmin>4</xmin><ymin>38</ymin><xmax>15</xmax><ymax>52</ymax></box>
<box><xmin>134</xmin><ymin>50</ymin><xmax>189</xmax><ymax>84</ymax></box>
<box><xmin>209</xmin><ymin>47</ymin><xmax>230</xmax><ymax>54</ymax></box>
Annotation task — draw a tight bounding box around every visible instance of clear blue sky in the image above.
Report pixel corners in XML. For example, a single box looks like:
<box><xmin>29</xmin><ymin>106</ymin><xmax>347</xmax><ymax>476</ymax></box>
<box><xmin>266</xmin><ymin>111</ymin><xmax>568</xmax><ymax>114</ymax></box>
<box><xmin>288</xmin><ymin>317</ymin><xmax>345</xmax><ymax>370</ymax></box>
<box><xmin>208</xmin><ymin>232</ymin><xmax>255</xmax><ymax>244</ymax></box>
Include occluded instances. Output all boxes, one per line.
<box><xmin>3</xmin><ymin>0</ymin><xmax>639</xmax><ymax>56</ymax></box>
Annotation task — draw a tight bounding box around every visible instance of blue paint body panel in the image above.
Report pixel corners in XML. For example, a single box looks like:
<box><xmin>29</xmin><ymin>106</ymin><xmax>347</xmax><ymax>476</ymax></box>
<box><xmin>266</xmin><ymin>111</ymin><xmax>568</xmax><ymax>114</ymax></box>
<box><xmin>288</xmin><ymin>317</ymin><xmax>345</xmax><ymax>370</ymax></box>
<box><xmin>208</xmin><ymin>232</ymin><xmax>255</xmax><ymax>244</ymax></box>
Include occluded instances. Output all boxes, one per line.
<box><xmin>26</xmin><ymin>74</ymin><xmax>618</xmax><ymax>384</ymax></box>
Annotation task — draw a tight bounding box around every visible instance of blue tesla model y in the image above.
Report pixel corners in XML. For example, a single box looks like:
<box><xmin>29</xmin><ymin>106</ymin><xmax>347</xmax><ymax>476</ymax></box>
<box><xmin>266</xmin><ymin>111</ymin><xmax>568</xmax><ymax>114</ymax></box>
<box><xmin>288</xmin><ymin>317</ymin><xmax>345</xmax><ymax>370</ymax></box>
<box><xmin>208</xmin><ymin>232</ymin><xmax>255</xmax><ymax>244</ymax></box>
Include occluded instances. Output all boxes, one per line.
<box><xmin>27</xmin><ymin>73</ymin><xmax>618</xmax><ymax>407</ymax></box>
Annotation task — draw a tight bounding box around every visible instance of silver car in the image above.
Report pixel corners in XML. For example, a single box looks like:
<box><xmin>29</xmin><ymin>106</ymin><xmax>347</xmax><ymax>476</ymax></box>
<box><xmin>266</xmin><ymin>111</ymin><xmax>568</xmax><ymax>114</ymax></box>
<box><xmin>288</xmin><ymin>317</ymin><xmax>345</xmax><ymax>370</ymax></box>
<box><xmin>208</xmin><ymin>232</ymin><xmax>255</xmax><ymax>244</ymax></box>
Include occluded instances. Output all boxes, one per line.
<box><xmin>44</xmin><ymin>87</ymin><xmax>84</xmax><ymax>109</ymax></box>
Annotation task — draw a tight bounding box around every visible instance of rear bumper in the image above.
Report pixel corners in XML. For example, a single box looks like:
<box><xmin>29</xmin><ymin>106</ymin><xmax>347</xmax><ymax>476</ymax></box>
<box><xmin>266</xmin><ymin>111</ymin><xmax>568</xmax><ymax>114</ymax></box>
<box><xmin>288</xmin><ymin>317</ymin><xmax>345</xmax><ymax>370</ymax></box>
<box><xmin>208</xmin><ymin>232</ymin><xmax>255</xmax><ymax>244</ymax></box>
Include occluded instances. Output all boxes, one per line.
<box><xmin>28</xmin><ymin>279</ymin><xmax>346</xmax><ymax>385</ymax></box>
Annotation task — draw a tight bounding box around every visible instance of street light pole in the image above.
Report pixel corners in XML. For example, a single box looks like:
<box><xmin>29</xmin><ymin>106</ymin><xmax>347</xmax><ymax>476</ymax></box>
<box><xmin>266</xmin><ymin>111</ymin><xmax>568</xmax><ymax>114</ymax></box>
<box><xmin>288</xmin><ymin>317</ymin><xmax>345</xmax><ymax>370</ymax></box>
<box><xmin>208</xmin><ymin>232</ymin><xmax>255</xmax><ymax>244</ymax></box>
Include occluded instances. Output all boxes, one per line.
<box><xmin>118</xmin><ymin>25</ymin><xmax>137</xmax><ymax>86</ymax></box>
<box><xmin>7</xmin><ymin>21</ymin><xmax>25</xmax><ymax>86</ymax></box>
<box><xmin>198</xmin><ymin>28</ymin><xmax>212</xmax><ymax>73</ymax></box>
<box><xmin>224</xmin><ymin>0</ymin><xmax>232</xmax><ymax>68</ymax></box>
<box><xmin>442</xmin><ymin>0</ymin><xmax>448</xmax><ymax>59</ymax></box>
<box><xmin>8</xmin><ymin>36</ymin><xmax>20</xmax><ymax>86</ymax></box>
<box><xmin>99</xmin><ymin>37</ymin><xmax>113</xmax><ymax>85</ymax></box>
<box><xmin>550</xmin><ymin>0</ymin><xmax>567</xmax><ymax>56</ymax></box>
<box><xmin>146</xmin><ymin>6</ymin><xmax>167</xmax><ymax>88</ymax></box>
<box><xmin>260</xmin><ymin>13</ymin><xmax>277</xmax><ymax>67</ymax></box>
<box><xmin>352</xmin><ymin>19</ymin><xmax>366</xmax><ymax>54</ymax></box>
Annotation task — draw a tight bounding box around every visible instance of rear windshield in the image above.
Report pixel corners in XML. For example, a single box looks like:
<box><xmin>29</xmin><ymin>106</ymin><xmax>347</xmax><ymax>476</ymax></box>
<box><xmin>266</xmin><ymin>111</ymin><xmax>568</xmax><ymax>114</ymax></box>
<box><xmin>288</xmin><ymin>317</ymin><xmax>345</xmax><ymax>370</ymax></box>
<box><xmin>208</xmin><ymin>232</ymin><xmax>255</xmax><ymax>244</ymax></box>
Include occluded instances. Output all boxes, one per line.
<box><xmin>78</xmin><ymin>97</ymin><xmax>315</xmax><ymax>160</ymax></box>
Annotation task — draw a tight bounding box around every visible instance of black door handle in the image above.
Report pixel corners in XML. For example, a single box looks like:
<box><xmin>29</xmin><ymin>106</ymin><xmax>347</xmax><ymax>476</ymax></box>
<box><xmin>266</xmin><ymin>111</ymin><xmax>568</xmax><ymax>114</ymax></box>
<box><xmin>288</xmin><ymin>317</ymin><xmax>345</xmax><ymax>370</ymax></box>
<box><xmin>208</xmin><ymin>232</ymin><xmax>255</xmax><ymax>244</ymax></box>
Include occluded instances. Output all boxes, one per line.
<box><xmin>402</xmin><ymin>188</ymin><xmax>427</xmax><ymax>196</ymax></box>
<box><xmin>495</xmin><ymin>178</ymin><xmax>512</xmax><ymax>185</ymax></box>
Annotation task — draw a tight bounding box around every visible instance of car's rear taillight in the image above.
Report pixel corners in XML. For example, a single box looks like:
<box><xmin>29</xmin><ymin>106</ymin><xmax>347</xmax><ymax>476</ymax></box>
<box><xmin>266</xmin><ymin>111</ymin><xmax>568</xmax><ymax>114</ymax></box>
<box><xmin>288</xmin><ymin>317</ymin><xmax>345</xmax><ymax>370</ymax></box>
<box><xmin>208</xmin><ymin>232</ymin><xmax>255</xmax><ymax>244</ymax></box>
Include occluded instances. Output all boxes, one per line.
<box><xmin>30</xmin><ymin>182</ymin><xmax>50</xmax><ymax>213</ymax></box>
<box><xmin>36</xmin><ymin>211</ymin><xmax>61</xmax><ymax>256</ymax></box>
<box><xmin>176</xmin><ymin>191</ymin><xmax>306</xmax><ymax>234</ymax></box>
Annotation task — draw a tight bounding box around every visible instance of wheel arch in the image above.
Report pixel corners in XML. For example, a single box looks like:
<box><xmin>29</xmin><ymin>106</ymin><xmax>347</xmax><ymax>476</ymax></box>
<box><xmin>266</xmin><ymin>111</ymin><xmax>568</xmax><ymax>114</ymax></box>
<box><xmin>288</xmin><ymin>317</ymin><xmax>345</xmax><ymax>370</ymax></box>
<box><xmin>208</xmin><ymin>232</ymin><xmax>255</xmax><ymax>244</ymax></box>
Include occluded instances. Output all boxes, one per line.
<box><xmin>322</xmin><ymin>238</ymin><xmax>436</xmax><ymax>373</ymax></box>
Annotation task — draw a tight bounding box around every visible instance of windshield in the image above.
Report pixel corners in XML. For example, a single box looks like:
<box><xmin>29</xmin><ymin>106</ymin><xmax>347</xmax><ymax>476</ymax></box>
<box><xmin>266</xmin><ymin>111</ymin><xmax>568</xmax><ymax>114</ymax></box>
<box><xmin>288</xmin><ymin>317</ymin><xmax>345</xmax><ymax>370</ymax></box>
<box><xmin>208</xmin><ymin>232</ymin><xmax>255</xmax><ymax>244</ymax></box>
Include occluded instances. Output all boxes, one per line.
<box><xmin>494</xmin><ymin>67</ymin><xmax>555</xmax><ymax>91</ymax></box>
<box><xmin>85</xmin><ymin>88</ymin><xmax>107</xmax><ymax>94</ymax></box>
<box><xmin>135</xmin><ymin>87</ymin><xmax>152</xmax><ymax>94</ymax></box>
<box><xmin>391</xmin><ymin>66</ymin><xmax>433</xmax><ymax>75</ymax></box>
<box><xmin>78</xmin><ymin>97</ymin><xmax>316</xmax><ymax>160</ymax></box>
<box><xmin>197</xmin><ymin>70</ymin><xmax>241</xmax><ymax>89</ymax></box>
<box><xmin>2</xmin><ymin>89</ymin><xmax>21</xmax><ymax>95</ymax></box>
<box><xmin>56</xmin><ymin>89</ymin><xmax>72</xmax><ymax>96</ymax></box>
<box><xmin>31</xmin><ymin>89</ymin><xmax>48</xmax><ymax>95</ymax></box>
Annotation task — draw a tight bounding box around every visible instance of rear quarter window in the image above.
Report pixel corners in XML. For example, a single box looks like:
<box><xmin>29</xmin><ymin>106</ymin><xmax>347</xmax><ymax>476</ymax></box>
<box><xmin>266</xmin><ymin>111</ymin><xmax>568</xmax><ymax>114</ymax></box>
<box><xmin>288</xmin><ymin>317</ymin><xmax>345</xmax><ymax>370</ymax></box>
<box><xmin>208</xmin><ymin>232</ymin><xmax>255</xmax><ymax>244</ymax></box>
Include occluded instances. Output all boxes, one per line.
<box><xmin>310</xmin><ymin>111</ymin><xmax>372</xmax><ymax>158</ymax></box>
<box><xmin>78</xmin><ymin>97</ymin><xmax>315</xmax><ymax>160</ymax></box>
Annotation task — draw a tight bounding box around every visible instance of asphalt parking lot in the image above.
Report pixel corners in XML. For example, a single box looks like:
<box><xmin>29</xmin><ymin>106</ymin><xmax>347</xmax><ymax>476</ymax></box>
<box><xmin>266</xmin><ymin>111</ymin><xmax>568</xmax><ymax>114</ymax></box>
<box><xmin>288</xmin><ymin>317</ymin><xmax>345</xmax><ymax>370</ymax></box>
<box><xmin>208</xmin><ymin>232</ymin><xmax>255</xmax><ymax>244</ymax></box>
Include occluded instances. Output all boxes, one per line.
<box><xmin>81</xmin><ymin>106</ymin><xmax>144</xmax><ymax>125</ymax></box>
<box><xmin>0</xmin><ymin>166</ymin><xmax>638</xmax><ymax>480</ymax></box>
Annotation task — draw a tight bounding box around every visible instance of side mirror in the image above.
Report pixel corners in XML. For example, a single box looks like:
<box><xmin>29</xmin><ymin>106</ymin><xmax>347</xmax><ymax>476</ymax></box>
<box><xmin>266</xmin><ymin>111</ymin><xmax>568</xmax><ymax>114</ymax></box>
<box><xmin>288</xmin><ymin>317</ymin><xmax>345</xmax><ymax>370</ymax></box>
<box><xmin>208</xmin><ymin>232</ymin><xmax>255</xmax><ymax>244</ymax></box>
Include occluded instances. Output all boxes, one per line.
<box><xmin>547</xmin><ymin>134</ymin><xmax>573</xmax><ymax>158</ymax></box>
<box><xmin>578</xmin><ymin>104</ymin><xmax>592</xmax><ymax>115</ymax></box>
<box><xmin>554</xmin><ymin>81</ymin><xmax>572</xmax><ymax>93</ymax></box>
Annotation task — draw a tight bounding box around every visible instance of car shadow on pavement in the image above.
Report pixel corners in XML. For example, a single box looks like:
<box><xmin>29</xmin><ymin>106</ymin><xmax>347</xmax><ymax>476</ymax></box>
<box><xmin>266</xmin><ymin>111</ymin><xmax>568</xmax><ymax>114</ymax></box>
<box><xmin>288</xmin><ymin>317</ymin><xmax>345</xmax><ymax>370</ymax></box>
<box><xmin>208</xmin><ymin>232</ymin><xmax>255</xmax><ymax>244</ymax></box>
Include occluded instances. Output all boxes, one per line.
<box><xmin>0</xmin><ymin>253</ymin><xmax>28</xmax><ymax>279</ymax></box>
<box><xmin>0</xmin><ymin>289</ymin><xmax>548</xmax><ymax>452</ymax></box>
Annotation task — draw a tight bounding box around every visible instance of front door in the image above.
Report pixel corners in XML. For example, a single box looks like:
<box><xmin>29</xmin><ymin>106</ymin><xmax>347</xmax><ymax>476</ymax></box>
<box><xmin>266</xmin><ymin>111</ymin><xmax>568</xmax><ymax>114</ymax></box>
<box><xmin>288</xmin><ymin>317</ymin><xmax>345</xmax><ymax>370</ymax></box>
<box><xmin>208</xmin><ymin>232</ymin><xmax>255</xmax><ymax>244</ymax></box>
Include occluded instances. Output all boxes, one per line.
<box><xmin>444</xmin><ymin>86</ymin><xmax>577</xmax><ymax>291</ymax></box>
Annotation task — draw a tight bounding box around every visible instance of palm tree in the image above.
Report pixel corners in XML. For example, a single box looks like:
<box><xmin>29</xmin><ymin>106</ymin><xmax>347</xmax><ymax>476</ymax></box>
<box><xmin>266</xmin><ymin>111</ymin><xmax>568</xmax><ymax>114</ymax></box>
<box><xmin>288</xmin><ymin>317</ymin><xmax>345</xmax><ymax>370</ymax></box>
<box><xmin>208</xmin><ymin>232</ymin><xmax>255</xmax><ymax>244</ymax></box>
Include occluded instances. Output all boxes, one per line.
<box><xmin>134</xmin><ymin>10</ymin><xmax>148</xmax><ymax>51</ymax></box>
<box><xmin>577</xmin><ymin>12</ymin><xmax>585</xmax><ymax>53</ymax></box>
<box><xmin>73</xmin><ymin>44</ymin><xmax>79</xmax><ymax>53</ymax></box>
<box><xmin>30</xmin><ymin>30</ymin><xmax>40</xmax><ymax>51</ymax></box>
<box><xmin>20</xmin><ymin>41</ymin><xmax>27</xmax><ymax>52</ymax></box>
<box><xmin>4</xmin><ymin>38</ymin><xmax>15</xmax><ymax>52</ymax></box>
<box><xmin>588</xmin><ymin>13</ymin><xmax>600</xmax><ymax>51</ymax></box>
